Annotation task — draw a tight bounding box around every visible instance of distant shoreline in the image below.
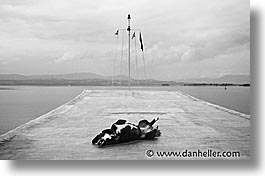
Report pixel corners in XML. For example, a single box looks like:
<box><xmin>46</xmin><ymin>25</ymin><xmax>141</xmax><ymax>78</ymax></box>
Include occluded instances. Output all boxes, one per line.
<box><xmin>0</xmin><ymin>82</ymin><xmax>250</xmax><ymax>87</ymax></box>
<box><xmin>0</xmin><ymin>73</ymin><xmax>250</xmax><ymax>87</ymax></box>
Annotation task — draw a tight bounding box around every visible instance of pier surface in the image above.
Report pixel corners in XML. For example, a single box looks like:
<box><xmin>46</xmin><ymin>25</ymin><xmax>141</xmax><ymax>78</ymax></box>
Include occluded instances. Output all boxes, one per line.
<box><xmin>0</xmin><ymin>90</ymin><xmax>250</xmax><ymax>160</ymax></box>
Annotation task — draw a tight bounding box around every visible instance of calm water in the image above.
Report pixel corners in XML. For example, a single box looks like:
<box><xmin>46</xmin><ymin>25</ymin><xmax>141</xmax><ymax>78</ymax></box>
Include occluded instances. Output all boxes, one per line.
<box><xmin>0</xmin><ymin>86</ymin><xmax>250</xmax><ymax>135</ymax></box>
<box><xmin>176</xmin><ymin>86</ymin><xmax>250</xmax><ymax>115</ymax></box>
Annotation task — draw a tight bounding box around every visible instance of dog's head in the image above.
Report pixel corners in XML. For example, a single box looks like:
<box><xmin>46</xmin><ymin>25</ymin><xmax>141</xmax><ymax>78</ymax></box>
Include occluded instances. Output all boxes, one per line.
<box><xmin>138</xmin><ymin>117</ymin><xmax>160</xmax><ymax>139</ymax></box>
<box><xmin>138</xmin><ymin>117</ymin><xmax>159</xmax><ymax>128</ymax></box>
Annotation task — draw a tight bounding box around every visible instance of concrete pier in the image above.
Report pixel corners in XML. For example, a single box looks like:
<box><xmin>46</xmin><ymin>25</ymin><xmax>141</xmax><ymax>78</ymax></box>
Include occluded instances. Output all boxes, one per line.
<box><xmin>0</xmin><ymin>90</ymin><xmax>250</xmax><ymax>160</ymax></box>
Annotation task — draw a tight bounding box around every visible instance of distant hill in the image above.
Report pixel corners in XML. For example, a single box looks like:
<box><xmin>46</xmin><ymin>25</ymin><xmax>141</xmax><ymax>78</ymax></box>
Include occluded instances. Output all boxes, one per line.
<box><xmin>0</xmin><ymin>73</ymin><xmax>250</xmax><ymax>86</ymax></box>
<box><xmin>28</xmin><ymin>72</ymin><xmax>105</xmax><ymax>80</ymax></box>
<box><xmin>0</xmin><ymin>72</ymin><xmax>133</xmax><ymax>81</ymax></box>
<box><xmin>177</xmin><ymin>75</ymin><xmax>250</xmax><ymax>84</ymax></box>
<box><xmin>105</xmin><ymin>75</ymin><xmax>130</xmax><ymax>81</ymax></box>
<box><xmin>0</xmin><ymin>74</ymin><xmax>29</xmax><ymax>80</ymax></box>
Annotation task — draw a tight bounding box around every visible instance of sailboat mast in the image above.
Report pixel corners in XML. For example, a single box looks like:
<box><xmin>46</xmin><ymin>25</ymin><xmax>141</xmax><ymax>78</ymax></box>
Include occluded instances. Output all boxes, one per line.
<box><xmin>127</xmin><ymin>14</ymin><xmax>131</xmax><ymax>90</ymax></box>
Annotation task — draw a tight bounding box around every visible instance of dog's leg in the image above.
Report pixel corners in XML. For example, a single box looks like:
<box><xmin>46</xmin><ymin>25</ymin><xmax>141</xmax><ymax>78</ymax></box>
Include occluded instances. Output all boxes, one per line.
<box><xmin>149</xmin><ymin>117</ymin><xmax>159</xmax><ymax>126</ymax></box>
<box><xmin>92</xmin><ymin>134</ymin><xmax>101</xmax><ymax>144</ymax></box>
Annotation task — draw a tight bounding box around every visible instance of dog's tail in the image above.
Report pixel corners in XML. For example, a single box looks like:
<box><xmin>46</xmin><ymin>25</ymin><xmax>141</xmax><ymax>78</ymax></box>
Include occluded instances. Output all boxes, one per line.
<box><xmin>149</xmin><ymin>117</ymin><xmax>159</xmax><ymax>126</ymax></box>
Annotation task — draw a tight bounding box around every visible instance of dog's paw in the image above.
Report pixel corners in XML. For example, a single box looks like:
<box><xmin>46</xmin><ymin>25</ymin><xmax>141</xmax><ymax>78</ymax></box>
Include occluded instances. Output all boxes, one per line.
<box><xmin>156</xmin><ymin>129</ymin><xmax>161</xmax><ymax>137</ymax></box>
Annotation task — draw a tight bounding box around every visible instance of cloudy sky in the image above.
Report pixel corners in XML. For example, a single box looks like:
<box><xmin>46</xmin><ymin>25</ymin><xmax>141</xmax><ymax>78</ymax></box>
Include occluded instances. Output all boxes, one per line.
<box><xmin>0</xmin><ymin>0</ymin><xmax>249</xmax><ymax>80</ymax></box>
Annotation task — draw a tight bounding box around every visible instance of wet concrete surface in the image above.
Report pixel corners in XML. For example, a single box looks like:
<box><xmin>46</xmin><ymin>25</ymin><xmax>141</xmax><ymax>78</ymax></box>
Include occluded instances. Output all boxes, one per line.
<box><xmin>0</xmin><ymin>90</ymin><xmax>250</xmax><ymax>160</ymax></box>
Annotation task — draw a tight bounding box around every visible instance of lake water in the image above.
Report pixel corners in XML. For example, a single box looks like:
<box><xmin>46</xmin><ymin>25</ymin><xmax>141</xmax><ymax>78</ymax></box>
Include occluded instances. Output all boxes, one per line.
<box><xmin>0</xmin><ymin>85</ymin><xmax>250</xmax><ymax>135</ymax></box>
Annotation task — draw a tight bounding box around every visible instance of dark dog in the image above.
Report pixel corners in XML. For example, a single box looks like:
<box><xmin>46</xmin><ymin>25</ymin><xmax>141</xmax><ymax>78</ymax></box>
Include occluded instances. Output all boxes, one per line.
<box><xmin>92</xmin><ymin>118</ymin><xmax>161</xmax><ymax>147</ymax></box>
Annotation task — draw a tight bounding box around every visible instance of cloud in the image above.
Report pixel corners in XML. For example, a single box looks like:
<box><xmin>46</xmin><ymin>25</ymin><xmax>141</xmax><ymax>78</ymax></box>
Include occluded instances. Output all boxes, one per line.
<box><xmin>145</xmin><ymin>24</ymin><xmax>249</xmax><ymax>65</ymax></box>
<box><xmin>53</xmin><ymin>49</ymin><xmax>96</xmax><ymax>64</ymax></box>
<box><xmin>0</xmin><ymin>0</ymin><xmax>249</xmax><ymax>79</ymax></box>
<box><xmin>53</xmin><ymin>52</ymin><xmax>76</xmax><ymax>64</ymax></box>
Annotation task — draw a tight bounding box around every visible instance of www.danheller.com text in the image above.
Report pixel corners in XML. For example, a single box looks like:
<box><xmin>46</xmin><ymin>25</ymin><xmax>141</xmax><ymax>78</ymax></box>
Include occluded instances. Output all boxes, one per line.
<box><xmin>146</xmin><ymin>149</ymin><xmax>241</xmax><ymax>158</ymax></box>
